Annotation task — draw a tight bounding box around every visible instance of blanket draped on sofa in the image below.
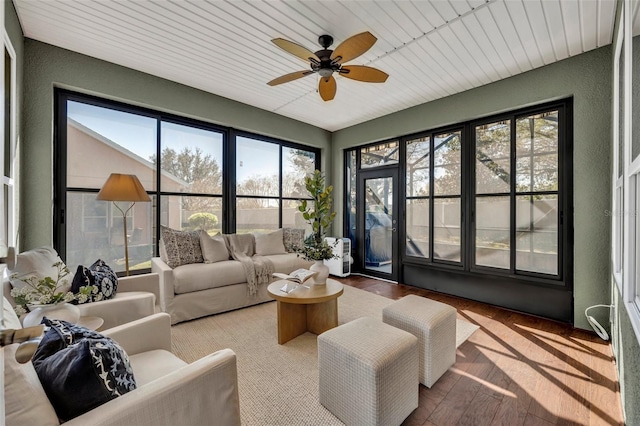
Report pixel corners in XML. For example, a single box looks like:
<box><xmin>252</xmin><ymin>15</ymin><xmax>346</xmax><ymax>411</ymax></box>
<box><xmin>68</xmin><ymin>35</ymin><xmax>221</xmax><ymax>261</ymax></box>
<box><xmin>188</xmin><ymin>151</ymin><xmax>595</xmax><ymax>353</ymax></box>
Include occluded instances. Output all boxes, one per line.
<box><xmin>224</xmin><ymin>234</ymin><xmax>274</xmax><ymax>295</ymax></box>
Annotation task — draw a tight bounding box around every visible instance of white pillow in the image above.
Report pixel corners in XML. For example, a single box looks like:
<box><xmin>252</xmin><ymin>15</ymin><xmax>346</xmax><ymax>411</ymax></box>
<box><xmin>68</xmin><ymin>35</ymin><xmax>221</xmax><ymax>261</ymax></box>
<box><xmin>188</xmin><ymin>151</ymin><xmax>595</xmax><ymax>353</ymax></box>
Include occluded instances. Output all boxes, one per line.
<box><xmin>200</xmin><ymin>231</ymin><xmax>230</xmax><ymax>263</ymax></box>
<box><xmin>8</xmin><ymin>246</ymin><xmax>72</xmax><ymax>293</ymax></box>
<box><xmin>255</xmin><ymin>229</ymin><xmax>287</xmax><ymax>256</ymax></box>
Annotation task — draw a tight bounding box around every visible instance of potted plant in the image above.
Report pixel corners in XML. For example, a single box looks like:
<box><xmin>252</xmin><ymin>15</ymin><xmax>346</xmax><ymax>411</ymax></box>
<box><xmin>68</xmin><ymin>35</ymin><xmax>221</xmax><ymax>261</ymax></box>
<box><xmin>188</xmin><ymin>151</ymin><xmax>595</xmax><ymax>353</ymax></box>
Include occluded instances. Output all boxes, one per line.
<box><xmin>10</xmin><ymin>262</ymin><xmax>97</xmax><ymax>326</ymax></box>
<box><xmin>296</xmin><ymin>170</ymin><xmax>337</xmax><ymax>284</ymax></box>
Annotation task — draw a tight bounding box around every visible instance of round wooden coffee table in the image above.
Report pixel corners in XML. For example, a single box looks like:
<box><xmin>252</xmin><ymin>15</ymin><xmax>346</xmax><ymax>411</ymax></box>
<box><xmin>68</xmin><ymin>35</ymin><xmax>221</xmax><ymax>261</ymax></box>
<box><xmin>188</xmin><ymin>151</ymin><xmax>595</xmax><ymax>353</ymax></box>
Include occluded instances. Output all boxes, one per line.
<box><xmin>267</xmin><ymin>278</ymin><xmax>344</xmax><ymax>344</ymax></box>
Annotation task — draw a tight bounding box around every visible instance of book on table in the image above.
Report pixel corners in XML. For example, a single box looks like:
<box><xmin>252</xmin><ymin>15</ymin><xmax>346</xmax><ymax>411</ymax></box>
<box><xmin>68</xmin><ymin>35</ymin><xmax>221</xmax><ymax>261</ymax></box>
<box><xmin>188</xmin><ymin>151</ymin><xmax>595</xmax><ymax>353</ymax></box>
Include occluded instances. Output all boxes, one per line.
<box><xmin>272</xmin><ymin>268</ymin><xmax>317</xmax><ymax>284</ymax></box>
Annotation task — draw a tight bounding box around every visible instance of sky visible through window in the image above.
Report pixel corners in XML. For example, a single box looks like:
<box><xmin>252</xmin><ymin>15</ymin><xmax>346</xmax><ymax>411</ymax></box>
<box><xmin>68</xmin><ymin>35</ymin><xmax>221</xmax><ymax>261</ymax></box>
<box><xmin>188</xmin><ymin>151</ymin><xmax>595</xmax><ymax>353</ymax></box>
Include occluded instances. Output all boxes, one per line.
<box><xmin>67</xmin><ymin>101</ymin><xmax>299</xmax><ymax>183</ymax></box>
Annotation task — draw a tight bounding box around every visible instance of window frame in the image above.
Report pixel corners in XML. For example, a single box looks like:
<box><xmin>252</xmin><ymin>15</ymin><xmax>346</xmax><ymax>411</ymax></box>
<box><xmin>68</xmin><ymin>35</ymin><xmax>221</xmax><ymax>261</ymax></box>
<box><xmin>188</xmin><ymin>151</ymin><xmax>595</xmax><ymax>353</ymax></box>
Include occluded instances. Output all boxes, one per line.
<box><xmin>621</xmin><ymin>0</ymin><xmax>640</xmax><ymax>344</ymax></box>
<box><xmin>54</xmin><ymin>89</ymin><xmax>320</xmax><ymax>273</ymax></box>
<box><xmin>345</xmin><ymin>98</ymin><xmax>572</xmax><ymax>291</ymax></box>
<box><xmin>470</xmin><ymin>104</ymin><xmax>568</xmax><ymax>282</ymax></box>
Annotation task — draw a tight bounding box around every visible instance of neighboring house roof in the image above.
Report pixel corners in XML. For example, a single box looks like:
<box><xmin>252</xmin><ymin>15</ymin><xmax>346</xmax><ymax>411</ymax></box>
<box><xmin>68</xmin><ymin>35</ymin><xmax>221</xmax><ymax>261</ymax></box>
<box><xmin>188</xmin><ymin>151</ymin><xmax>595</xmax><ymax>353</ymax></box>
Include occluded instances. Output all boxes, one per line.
<box><xmin>68</xmin><ymin>118</ymin><xmax>190</xmax><ymax>187</ymax></box>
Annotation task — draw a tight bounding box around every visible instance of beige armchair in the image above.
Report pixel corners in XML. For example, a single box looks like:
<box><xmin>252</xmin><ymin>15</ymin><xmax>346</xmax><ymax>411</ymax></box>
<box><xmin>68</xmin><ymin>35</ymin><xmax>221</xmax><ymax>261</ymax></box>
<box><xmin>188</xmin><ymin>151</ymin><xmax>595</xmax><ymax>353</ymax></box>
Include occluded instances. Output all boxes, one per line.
<box><xmin>4</xmin><ymin>312</ymin><xmax>242</xmax><ymax>426</ymax></box>
<box><xmin>2</xmin><ymin>246</ymin><xmax>161</xmax><ymax>329</ymax></box>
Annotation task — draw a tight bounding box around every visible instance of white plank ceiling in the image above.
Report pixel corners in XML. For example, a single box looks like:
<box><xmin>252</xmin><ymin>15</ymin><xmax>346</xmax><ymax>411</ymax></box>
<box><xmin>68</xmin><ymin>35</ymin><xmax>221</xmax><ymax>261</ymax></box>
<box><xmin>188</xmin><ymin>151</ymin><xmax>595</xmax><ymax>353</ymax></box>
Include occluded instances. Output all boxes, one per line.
<box><xmin>14</xmin><ymin>0</ymin><xmax>618</xmax><ymax>132</ymax></box>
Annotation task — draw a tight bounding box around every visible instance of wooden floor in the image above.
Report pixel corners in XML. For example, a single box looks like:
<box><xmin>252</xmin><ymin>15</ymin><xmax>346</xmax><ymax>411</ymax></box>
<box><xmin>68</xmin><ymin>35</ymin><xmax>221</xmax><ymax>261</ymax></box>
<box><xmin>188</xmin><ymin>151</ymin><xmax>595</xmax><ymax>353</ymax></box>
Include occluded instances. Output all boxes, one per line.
<box><xmin>337</xmin><ymin>275</ymin><xmax>624</xmax><ymax>426</ymax></box>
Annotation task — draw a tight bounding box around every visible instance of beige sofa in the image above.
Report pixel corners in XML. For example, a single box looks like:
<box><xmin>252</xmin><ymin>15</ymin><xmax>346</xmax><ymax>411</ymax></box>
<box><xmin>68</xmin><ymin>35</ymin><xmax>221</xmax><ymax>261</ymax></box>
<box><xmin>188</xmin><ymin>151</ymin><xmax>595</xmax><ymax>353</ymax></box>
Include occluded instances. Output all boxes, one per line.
<box><xmin>152</xmin><ymin>229</ymin><xmax>312</xmax><ymax>324</ymax></box>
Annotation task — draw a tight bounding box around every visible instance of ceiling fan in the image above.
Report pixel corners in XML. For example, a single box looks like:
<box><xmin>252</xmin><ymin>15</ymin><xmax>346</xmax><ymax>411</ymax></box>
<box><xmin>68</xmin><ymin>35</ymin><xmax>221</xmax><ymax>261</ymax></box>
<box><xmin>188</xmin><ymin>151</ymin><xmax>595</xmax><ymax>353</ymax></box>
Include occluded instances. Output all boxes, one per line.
<box><xmin>267</xmin><ymin>31</ymin><xmax>389</xmax><ymax>102</ymax></box>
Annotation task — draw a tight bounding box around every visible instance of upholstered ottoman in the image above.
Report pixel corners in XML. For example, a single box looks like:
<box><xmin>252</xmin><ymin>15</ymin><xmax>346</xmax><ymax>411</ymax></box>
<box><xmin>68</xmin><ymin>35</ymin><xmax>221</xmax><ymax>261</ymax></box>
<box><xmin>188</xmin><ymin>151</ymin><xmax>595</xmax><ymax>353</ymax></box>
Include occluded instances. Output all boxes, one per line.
<box><xmin>318</xmin><ymin>317</ymin><xmax>418</xmax><ymax>426</ymax></box>
<box><xmin>382</xmin><ymin>295</ymin><xmax>457</xmax><ymax>388</ymax></box>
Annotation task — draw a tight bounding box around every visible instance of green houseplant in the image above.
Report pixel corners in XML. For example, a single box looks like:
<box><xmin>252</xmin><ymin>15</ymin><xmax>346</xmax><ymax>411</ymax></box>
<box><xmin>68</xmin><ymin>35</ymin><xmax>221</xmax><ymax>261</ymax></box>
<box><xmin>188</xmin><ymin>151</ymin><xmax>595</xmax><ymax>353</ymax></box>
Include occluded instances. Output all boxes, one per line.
<box><xmin>296</xmin><ymin>170</ymin><xmax>337</xmax><ymax>284</ymax></box>
<box><xmin>10</xmin><ymin>262</ymin><xmax>97</xmax><ymax>325</ymax></box>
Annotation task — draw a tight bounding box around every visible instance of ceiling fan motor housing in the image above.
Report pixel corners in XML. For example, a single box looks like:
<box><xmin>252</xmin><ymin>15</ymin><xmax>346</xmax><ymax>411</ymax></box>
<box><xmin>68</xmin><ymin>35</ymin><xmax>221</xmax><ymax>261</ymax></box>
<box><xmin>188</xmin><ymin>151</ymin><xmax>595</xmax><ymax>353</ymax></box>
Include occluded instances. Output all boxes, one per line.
<box><xmin>312</xmin><ymin>48</ymin><xmax>341</xmax><ymax>76</ymax></box>
<box><xmin>318</xmin><ymin>34</ymin><xmax>333</xmax><ymax>48</ymax></box>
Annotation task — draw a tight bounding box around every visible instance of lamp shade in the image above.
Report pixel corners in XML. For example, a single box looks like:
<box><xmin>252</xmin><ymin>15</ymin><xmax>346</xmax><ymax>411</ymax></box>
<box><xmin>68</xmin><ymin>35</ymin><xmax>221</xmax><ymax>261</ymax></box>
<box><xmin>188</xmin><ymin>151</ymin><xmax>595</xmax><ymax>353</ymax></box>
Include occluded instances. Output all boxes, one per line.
<box><xmin>96</xmin><ymin>174</ymin><xmax>151</xmax><ymax>202</ymax></box>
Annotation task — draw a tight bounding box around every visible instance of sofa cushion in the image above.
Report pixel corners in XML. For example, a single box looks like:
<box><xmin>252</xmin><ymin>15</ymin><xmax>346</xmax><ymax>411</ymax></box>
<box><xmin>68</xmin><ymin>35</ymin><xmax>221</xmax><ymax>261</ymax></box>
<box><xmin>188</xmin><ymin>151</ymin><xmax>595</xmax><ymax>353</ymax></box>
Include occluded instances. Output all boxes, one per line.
<box><xmin>283</xmin><ymin>228</ymin><xmax>305</xmax><ymax>252</ymax></box>
<box><xmin>9</xmin><ymin>246</ymin><xmax>72</xmax><ymax>293</ymax></box>
<box><xmin>160</xmin><ymin>226</ymin><xmax>204</xmax><ymax>268</ymax></box>
<box><xmin>255</xmin><ymin>229</ymin><xmax>286</xmax><ymax>256</ymax></box>
<box><xmin>266</xmin><ymin>253</ymin><xmax>313</xmax><ymax>274</ymax></box>
<box><xmin>200</xmin><ymin>231</ymin><xmax>230</xmax><ymax>263</ymax></box>
<box><xmin>129</xmin><ymin>349</ymin><xmax>187</xmax><ymax>386</ymax></box>
<box><xmin>173</xmin><ymin>261</ymin><xmax>247</xmax><ymax>294</ymax></box>
<box><xmin>71</xmin><ymin>259</ymin><xmax>118</xmax><ymax>303</ymax></box>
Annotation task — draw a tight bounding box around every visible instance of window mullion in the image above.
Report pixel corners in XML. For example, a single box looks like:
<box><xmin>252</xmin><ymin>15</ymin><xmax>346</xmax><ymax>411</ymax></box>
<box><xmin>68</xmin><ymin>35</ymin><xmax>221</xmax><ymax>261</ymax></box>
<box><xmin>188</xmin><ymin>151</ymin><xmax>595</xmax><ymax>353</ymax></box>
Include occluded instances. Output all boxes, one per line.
<box><xmin>509</xmin><ymin>117</ymin><xmax>517</xmax><ymax>275</ymax></box>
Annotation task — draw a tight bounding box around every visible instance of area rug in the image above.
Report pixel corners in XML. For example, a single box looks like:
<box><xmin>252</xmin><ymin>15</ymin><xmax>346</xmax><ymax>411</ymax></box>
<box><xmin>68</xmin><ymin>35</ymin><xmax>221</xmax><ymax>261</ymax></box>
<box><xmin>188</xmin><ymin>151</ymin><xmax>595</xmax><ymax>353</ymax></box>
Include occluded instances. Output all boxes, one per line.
<box><xmin>171</xmin><ymin>285</ymin><xmax>479</xmax><ymax>425</ymax></box>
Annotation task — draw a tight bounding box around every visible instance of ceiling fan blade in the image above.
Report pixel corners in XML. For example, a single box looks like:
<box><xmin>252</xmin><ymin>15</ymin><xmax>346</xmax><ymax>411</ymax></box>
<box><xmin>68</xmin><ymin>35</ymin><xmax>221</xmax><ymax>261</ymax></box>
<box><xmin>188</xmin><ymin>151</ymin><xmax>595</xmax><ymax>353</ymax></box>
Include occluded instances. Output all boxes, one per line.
<box><xmin>267</xmin><ymin>71</ymin><xmax>314</xmax><ymax>86</ymax></box>
<box><xmin>339</xmin><ymin>65</ymin><xmax>389</xmax><ymax>83</ymax></box>
<box><xmin>330</xmin><ymin>31</ymin><xmax>377</xmax><ymax>64</ymax></box>
<box><xmin>271</xmin><ymin>38</ymin><xmax>320</xmax><ymax>63</ymax></box>
<box><xmin>318</xmin><ymin>75</ymin><xmax>337</xmax><ymax>101</ymax></box>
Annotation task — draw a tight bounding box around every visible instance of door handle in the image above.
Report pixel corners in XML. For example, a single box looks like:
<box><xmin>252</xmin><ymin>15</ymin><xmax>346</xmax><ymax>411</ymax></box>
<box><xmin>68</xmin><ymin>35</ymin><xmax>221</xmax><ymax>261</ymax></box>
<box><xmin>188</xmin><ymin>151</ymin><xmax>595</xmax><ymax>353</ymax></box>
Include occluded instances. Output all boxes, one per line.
<box><xmin>392</xmin><ymin>227</ymin><xmax>396</xmax><ymax>232</ymax></box>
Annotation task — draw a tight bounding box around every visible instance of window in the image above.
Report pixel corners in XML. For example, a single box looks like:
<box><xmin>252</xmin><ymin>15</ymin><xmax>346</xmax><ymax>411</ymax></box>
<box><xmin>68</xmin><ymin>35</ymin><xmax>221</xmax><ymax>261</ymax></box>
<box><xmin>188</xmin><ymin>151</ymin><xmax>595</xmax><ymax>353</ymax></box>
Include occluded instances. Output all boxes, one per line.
<box><xmin>56</xmin><ymin>91</ymin><xmax>319</xmax><ymax>274</ymax></box>
<box><xmin>64</xmin><ymin>100</ymin><xmax>157</xmax><ymax>273</ymax></box>
<box><xmin>346</xmin><ymin>99</ymin><xmax>570</xmax><ymax>289</ymax></box>
<box><xmin>361</xmin><ymin>140</ymin><xmax>399</xmax><ymax>168</ymax></box>
<box><xmin>473</xmin><ymin>111</ymin><xmax>562</xmax><ymax>277</ymax></box>
<box><xmin>235</xmin><ymin>135</ymin><xmax>317</xmax><ymax>234</ymax></box>
<box><xmin>1</xmin><ymin>32</ymin><xmax>16</xmax><ymax>252</ymax></box>
<box><xmin>405</xmin><ymin>130</ymin><xmax>463</xmax><ymax>263</ymax></box>
<box><xmin>159</xmin><ymin>121</ymin><xmax>223</xmax><ymax>237</ymax></box>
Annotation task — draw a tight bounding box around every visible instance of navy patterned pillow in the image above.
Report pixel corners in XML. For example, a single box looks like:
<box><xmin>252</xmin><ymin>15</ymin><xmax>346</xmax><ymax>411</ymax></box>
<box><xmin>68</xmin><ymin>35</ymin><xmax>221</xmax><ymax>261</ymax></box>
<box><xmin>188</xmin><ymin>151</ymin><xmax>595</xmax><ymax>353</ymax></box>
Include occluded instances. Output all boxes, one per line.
<box><xmin>32</xmin><ymin>318</ymin><xmax>136</xmax><ymax>421</ymax></box>
<box><xmin>71</xmin><ymin>259</ymin><xmax>118</xmax><ymax>303</ymax></box>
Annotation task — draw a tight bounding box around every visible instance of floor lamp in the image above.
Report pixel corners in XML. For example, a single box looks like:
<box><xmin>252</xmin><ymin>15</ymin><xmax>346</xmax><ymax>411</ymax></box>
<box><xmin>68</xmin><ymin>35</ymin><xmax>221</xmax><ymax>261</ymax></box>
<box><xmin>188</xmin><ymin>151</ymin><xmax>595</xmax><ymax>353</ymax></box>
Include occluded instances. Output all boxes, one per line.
<box><xmin>97</xmin><ymin>173</ymin><xmax>151</xmax><ymax>276</ymax></box>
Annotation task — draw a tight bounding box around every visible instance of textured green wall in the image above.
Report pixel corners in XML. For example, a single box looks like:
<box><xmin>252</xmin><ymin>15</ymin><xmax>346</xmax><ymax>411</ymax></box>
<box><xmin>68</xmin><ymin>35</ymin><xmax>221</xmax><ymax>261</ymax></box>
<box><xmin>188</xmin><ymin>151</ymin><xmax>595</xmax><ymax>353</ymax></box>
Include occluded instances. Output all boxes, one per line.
<box><xmin>332</xmin><ymin>46</ymin><xmax>613</xmax><ymax>331</ymax></box>
<box><xmin>21</xmin><ymin>39</ymin><xmax>331</xmax><ymax>250</ymax></box>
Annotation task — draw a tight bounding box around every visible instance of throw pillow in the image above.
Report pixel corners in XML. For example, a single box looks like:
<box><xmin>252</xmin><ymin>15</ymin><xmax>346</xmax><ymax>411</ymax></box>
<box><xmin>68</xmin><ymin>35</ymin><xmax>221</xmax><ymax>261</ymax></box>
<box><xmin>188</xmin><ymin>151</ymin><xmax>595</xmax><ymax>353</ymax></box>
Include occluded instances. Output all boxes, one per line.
<box><xmin>71</xmin><ymin>259</ymin><xmax>118</xmax><ymax>303</ymax></box>
<box><xmin>32</xmin><ymin>318</ymin><xmax>137</xmax><ymax>422</ymax></box>
<box><xmin>160</xmin><ymin>225</ymin><xmax>204</xmax><ymax>268</ymax></box>
<box><xmin>8</xmin><ymin>246</ymin><xmax>73</xmax><ymax>293</ymax></box>
<box><xmin>283</xmin><ymin>228</ymin><xmax>305</xmax><ymax>253</ymax></box>
<box><xmin>200</xmin><ymin>231</ymin><xmax>230</xmax><ymax>263</ymax></box>
<box><xmin>255</xmin><ymin>229</ymin><xmax>287</xmax><ymax>256</ymax></box>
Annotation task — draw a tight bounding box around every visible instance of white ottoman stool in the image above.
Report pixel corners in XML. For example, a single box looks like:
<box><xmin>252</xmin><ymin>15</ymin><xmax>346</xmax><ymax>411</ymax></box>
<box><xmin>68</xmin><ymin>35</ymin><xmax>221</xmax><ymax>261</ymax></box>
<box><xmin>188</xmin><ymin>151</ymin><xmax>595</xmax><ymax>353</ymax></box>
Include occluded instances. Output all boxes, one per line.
<box><xmin>383</xmin><ymin>295</ymin><xmax>457</xmax><ymax>388</ymax></box>
<box><xmin>318</xmin><ymin>317</ymin><xmax>418</xmax><ymax>426</ymax></box>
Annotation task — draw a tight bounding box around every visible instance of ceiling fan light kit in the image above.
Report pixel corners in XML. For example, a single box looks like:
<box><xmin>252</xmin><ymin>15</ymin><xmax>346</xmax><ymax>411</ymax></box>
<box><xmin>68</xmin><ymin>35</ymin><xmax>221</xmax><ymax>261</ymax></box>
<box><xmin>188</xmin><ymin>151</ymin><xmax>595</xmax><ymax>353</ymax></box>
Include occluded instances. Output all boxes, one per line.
<box><xmin>268</xmin><ymin>31</ymin><xmax>389</xmax><ymax>102</ymax></box>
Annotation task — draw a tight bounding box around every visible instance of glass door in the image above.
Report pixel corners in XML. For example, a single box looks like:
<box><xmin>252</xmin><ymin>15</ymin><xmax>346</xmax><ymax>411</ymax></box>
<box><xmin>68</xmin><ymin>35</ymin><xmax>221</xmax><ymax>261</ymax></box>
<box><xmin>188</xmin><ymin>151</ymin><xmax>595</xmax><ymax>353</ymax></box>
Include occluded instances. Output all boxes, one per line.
<box><xmin>357</xmin><ymin>169</ymin><xmax>398</xmax><ymax>281</ymax></box>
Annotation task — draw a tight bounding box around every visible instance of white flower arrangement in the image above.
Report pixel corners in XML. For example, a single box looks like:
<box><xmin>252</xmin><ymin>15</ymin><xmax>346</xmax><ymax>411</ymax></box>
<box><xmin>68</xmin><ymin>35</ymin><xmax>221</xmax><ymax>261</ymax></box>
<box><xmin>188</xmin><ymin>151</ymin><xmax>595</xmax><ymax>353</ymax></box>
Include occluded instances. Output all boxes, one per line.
<box><xmin>10</xmin><ymin>261</ymin><xmax>97</xmax><ymax>316</ymax></box>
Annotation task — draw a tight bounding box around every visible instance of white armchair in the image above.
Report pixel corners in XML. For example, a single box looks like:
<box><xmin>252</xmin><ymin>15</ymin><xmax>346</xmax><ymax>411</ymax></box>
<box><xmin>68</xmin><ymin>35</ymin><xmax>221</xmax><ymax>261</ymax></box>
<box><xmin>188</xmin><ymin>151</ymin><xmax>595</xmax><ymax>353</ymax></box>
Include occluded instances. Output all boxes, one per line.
<box><xmin>2</xmin><ymin>246</ymin><xmax>160</xmax><ymax>329</ymax></box>
<box><xmin>4</xmin><ymin>312</ymin><xmax>242</xmax><ymax>426</ymax></box>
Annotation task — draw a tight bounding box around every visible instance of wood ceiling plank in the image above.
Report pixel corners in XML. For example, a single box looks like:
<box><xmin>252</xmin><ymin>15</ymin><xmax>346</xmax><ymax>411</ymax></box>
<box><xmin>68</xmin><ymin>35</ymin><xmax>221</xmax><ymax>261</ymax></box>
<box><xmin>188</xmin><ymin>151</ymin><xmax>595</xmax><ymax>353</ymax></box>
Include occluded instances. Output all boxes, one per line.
<box><xmin>459</xmin><ymin>12</ymin><xmax>512</xmax><ymax>80</ymax></box>
<box><xmin>523</xmin><ymin>0</ymin><xmax>561</xmax><ymax>64</ymax></box>
<box><xmin>429</xmin><ymin>27</ymin><xmax>485</xmax><ymax>88</ymax></box>
<box><xmin>579</xmin><ymin>0</ymin><xmax>599</xmax><ymax>52</ymax></box>
<box><xmin>403</xmin><ymin>41</ymin><xmax>458</xmax><ymax>96</ymax></box>
<box><xmin>503</xmin><ymin>0</ymin><xmax>545</xmax><ymax>69</ymax></box>
<box><xmin>472</xmin><ymin>6</ymin><xmax>521</xmax><ymax>75</ymax></box>
<box><xmin>449</xmin><ymin>18</ymin><xmax>508</xmax><ymax>82</ymax></box>
<box><xmin>409</xmin><ymin>0</ymin><xmax>447</xmax><ymax>29</ymax></box>
<box><xmin>596</xmin><ymin>0</ymin><xmax>617</xmax><ymax>45</ymax></box>
<box><xmin>540</xmin><ymin>1</ymin><xmax>570</xmax><ymax>61</ymax></box>
<box><xmin>487</xmin><ymin>1</ymin><xmax>534</xmax><ymax>73</ymax></box>
<box><xmin>558</xmin><ymin>0</ymin><xmax>584</xmax><ymax>57</ymax></box>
